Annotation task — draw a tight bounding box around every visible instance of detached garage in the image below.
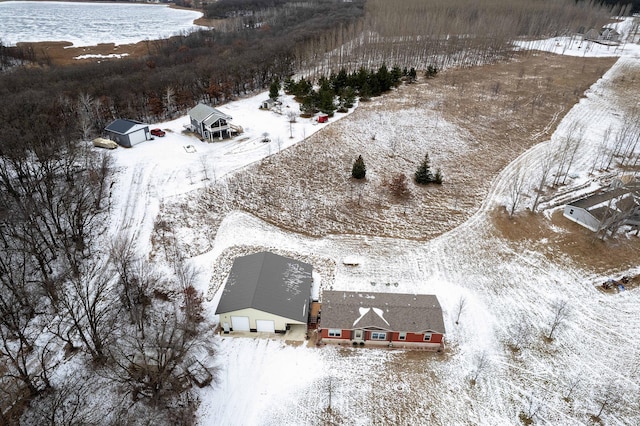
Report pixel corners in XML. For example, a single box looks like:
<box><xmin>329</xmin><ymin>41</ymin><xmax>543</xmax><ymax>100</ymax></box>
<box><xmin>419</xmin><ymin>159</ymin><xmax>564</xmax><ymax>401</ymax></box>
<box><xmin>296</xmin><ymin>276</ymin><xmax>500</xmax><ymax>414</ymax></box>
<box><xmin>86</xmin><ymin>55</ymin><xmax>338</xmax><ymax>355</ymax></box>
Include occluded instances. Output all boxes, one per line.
<box><xmin>104</xmin><ymin>119</ymin><xmax>151</xmax><ymax>148</ymax></box>
<box><xmin>215</xmin><ymin>252</ymin><xmax>314</xmax><ymax>334</ymax></box>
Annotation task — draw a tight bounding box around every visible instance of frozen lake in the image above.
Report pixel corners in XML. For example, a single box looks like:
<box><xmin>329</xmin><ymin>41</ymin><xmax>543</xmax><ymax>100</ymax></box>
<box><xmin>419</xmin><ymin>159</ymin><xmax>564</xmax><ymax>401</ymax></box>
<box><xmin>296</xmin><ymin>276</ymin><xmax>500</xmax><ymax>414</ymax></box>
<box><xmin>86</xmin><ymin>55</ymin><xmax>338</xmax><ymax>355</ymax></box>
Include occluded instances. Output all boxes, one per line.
<box><xmin>0</xmin><ymin>1</ymin><xmax>204</xmax><ymax>47</ymax></box>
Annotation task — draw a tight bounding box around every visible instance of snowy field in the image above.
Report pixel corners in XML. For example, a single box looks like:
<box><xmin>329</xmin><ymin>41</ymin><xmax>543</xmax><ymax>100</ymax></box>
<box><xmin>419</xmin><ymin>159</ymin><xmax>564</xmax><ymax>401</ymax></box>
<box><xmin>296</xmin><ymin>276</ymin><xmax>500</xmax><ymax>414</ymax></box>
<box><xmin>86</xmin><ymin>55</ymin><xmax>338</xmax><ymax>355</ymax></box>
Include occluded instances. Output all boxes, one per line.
<box><xmin>94</xmin><ymin>17</ymin><xmax>640</xmax><ymax>426</ymax></box>
<box><xmin>0</xmin><ymin>1</ymin><xmax>203</xmax><ymax>47</ymax></box>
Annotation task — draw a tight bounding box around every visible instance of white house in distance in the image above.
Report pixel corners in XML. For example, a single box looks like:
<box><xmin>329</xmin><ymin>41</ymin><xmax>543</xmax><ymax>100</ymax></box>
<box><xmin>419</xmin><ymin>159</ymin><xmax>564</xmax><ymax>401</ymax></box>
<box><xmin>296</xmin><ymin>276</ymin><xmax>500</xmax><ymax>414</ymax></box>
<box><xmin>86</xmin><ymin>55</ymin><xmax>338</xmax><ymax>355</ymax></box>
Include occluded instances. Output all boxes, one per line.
<box><xmin>187</xmin><ymin>103</ymin><xmax>238</xmax><ymax>141</ymax></box>
<box><xmin>584</xmin><ymin>27</ymin><xmax>622</xmax><ymax>45</ymax></box>
<box><xmin>215</xmin><ymin>252</ymin><xmax>314</xmax><ymax>334</ymax></box>
<box><xmin>563</xmin><ymin>178</ymin><xmax>640</xmax><ymax>233</ymax></box>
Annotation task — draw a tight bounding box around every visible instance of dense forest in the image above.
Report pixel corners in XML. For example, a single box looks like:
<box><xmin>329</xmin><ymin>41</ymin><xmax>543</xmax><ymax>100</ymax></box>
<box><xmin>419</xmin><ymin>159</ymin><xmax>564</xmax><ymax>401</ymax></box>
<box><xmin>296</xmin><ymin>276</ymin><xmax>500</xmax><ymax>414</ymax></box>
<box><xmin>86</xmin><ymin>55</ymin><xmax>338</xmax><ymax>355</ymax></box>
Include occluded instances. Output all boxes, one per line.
<box><xmin>0</xmin><ymin>0</ymin><xmax>620</xmax><ymax>147</ymax></box>
<box><xmin>0</xmin><ymin>0</ymin><xmax>631</xmax><ymax>423</ymax></box>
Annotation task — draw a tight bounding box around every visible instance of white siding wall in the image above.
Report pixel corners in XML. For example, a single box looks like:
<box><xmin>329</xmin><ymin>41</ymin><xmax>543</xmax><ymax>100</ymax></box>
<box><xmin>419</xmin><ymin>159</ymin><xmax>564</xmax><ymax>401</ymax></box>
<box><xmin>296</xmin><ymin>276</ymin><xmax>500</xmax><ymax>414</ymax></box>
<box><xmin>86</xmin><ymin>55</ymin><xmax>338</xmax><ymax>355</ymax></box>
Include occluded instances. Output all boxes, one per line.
<box><xmin>563</xmin><ymin>205</ymin><xmax>600</xmax><ymax>232</ymax></box>
<box><xmin>219</xmin><ymin>308</ymin><xmax>305</xmax><ymax>332</ymax></box>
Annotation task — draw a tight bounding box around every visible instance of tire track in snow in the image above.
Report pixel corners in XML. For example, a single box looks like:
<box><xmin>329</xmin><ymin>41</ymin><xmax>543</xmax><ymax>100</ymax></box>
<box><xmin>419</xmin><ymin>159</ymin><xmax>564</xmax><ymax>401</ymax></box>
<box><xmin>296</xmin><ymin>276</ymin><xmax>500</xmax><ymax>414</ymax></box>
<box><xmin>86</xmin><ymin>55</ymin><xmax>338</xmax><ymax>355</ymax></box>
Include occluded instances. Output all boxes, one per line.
<box><xmin>202</xmin><ymin>57</ymin><xmax>640</xmax><ymax>424</ymax></box>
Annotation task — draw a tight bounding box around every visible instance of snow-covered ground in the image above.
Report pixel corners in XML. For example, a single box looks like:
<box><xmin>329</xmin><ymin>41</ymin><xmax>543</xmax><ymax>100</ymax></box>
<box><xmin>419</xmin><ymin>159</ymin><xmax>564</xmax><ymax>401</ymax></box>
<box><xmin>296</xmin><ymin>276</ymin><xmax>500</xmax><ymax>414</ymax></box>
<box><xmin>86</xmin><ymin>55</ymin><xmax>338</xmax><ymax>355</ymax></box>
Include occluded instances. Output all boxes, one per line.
<box><xmin>106</xmin><ymin>94</ymin><xmax>352</xmax><ymax>266</ymax></box>
<box><xmin>95</xmin><ymin>16</ymin><xmax>640</xmax><ymax>426</ymax></box>
<box><xmin>514</xmin><ymin>16</ymin><xmax>640</xmax><ymax>59</ymax></box>
<box><xmin>0</xmin><ymin>1</ymin><xmax>203</xmax><ymax>47</ymax></box>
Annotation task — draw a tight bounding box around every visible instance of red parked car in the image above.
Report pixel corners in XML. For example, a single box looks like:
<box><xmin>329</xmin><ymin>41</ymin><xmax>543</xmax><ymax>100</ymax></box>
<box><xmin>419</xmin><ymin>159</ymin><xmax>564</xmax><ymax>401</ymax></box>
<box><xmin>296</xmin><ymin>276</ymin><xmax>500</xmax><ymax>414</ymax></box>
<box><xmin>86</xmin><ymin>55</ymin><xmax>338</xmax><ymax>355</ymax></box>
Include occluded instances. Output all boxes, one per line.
<box><xmin>151</xmin><ymin>128</ymin><xmax>166</xmax><ymax>137</ymax></box>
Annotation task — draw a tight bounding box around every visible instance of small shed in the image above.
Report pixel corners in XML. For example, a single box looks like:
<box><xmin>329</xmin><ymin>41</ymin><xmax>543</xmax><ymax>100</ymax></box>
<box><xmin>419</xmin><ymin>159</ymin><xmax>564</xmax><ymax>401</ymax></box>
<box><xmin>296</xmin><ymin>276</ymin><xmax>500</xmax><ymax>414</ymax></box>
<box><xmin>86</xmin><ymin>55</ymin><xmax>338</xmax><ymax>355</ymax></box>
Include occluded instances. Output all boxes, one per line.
<box><xmin>564</xmin><ymin>182</ymin><xmax>640</xmax><ymax>232</ymax></box>
<box><xmin>104</xmin><ymin>119</ymin><xmax>150</xmax><ymax>148</ymax></box>
<box><xmin>317</xmin><ymin>114</ymin><xmax>329</xmax><ymax>123</ymax></box>
<box><xmin>260</xmin><ymin>98</ymin><xmax>277</xmax><ymax>110</ymax></box>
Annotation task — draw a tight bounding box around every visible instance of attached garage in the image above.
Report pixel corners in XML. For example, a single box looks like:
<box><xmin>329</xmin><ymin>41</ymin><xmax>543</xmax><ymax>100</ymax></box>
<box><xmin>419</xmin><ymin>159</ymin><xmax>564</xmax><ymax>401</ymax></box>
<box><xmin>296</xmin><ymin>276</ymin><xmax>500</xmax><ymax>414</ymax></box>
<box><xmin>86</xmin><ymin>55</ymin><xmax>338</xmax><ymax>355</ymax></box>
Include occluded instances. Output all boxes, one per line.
<box><xmin>256</xmin><ymin>320</ymin><xmax>275</xmax><ymax>333</ymax></box>
<box><xmin>215</xmin><ymin>252</ymin><xmax>314</xmax><ymax>334</ymax></box>
<box><xmin>231</xmin><ymin>316</ymin><xmax>250</xmax><ymax>332</ymax></box>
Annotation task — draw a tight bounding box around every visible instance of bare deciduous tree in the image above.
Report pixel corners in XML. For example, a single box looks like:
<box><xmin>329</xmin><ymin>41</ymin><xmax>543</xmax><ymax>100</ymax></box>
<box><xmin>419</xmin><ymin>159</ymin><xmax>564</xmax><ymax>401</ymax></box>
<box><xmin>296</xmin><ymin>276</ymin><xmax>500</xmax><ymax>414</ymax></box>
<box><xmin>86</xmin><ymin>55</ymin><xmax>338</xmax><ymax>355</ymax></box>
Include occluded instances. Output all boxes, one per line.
<box><xmin>21</xmin><ymin>375</ymin><xmax>95</xmax><ymax>426</ymax></box>
<box><xmin>89</xmin><ymin>151</ymin><xmax>113</xmax><ymax>211</ymax></box>
<box><xmin>174</xmin><ymin>262</ymin><xmax>205</xmax><ymax>334</ymax></box>
<box><xmin>546</xmin><ymin>299</ymin><xmax>570</xmax><ymax>341</ymax></box>
<box><xmin>108</xmin><ymin>310</ymin><xmax>202</xmax><ymax>407</ymax></box>
<box><xmin>592</xmin><ymin>382</ymin><xmax>623</xmax><ymax>422</ymax></box>
<box><xmin>508</xmin><ymin>317</ymin><xmax>533</xmax><ymax>353</ymax></box>
<box><xmin>470</xmin><ymin>351</ymin><xmax>489</xmax><ymax>386</ymax></box>
<box><xmin>591</xmin><ymin>124</ymin><xmax>612</xmax><ymax>174</ymax></box>
<box><xmin>455</xmin><ymin>295</ymin><xmax>467</xmax><ymax>325</ymax></box>
<box><xmin>508</xmin><ymin>164</ymin><xmax>529</xmax><ymax>217</ymax></box>
<box><xmin>58</xmin><ymin>263</ymin><xmax>119</xmax><ymax>363</ymax></box>
<box><xmin>165</xmin><ymin>86</ymin><xmax>176</xmax><ymax>118</ymax></box>
<box><xmin>563</xmin><ymin>375</ymin><xmax>582</xmax><ymax>402</ymax></box>
<box><xmin>519</xmin><ymin>389</ymin><xmax>546</xmax><ymax>424</ymax></box>
<box><xmin>531</xmin><ymin>147</ymin><xmax>554</xmax><ymax>212</ymax></box>
<box><xmin>551</xmin><ymin>123</ymin><xmax>583</xmax><ymax>187</ymax></box>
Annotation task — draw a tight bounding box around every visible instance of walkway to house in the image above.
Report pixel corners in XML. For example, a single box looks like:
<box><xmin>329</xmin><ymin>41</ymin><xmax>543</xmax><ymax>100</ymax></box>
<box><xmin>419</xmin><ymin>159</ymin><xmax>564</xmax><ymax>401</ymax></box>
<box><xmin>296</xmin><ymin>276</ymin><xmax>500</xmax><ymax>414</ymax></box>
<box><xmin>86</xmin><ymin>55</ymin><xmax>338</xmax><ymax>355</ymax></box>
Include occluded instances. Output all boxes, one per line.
<box><xmin>220</xmin><ymin>324</ymin><xmax>308</xmax><ymax>343</ymax></box>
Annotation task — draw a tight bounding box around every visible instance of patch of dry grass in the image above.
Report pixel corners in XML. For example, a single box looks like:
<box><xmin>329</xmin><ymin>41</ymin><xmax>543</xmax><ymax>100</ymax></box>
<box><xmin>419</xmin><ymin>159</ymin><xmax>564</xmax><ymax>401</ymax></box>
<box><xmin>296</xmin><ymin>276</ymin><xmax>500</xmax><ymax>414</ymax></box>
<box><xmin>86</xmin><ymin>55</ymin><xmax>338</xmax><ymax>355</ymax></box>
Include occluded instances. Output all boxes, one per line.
<box><xmin>491</xmin><ymin>208</ymin><xmax>640</xmax><ymax>274</ymax></box>
<box><xmin>198</xmin><ymin>53</ymin><xmax>615</xmax><ymax>241</ymax></box>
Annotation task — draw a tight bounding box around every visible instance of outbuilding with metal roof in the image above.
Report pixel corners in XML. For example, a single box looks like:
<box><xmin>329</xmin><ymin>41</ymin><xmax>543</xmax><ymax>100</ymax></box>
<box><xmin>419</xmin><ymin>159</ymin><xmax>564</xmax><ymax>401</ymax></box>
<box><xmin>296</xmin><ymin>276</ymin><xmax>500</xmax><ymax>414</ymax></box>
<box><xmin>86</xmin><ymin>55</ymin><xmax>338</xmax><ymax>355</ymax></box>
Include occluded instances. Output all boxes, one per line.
<box><xmin>215</xmin><ymin>252</ymin><xmax>314</xmax><ymax>334</ymax></box>
<box><xmin>104</xmin><ymin>119</ymin><xmax>151</xmax><ymax>147</ymax></box>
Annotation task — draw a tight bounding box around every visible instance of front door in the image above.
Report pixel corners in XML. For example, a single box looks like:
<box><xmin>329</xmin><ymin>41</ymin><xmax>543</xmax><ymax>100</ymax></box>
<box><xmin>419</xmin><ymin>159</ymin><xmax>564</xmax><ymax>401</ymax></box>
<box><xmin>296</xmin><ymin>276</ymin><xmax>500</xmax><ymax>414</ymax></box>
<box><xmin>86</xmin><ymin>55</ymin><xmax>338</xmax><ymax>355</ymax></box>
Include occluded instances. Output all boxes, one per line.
<box><xmin>353</xmin><ymin>329</ymin><xmax>364</xmax><ymax>341</ymax></box>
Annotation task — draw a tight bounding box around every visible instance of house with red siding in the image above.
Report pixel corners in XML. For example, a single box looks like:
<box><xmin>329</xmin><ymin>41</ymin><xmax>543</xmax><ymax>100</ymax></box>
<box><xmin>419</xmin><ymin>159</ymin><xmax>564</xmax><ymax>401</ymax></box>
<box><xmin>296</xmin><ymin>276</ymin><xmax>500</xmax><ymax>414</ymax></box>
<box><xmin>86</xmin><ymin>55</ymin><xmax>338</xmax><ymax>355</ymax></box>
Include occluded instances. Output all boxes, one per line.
<box><xmin>318</xmin><ymin>291</ymin><xmax>445</xmax><ymax>350</ymax></box>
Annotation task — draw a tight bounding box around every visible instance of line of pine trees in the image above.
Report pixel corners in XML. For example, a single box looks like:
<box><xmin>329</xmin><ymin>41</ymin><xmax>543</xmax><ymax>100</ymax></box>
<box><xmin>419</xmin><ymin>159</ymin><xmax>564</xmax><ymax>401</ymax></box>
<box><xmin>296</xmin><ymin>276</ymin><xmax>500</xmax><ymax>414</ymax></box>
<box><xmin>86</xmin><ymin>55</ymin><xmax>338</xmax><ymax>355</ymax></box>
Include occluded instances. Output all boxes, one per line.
<box><xmin>351</xmin><ymin>153</ymin><xmax>443</xmax><ymax>184</ymax></box>
<box><xmin>283</xmin><ymin>64</ymin><xmax>425</xmax><ymax>116</ymax></box>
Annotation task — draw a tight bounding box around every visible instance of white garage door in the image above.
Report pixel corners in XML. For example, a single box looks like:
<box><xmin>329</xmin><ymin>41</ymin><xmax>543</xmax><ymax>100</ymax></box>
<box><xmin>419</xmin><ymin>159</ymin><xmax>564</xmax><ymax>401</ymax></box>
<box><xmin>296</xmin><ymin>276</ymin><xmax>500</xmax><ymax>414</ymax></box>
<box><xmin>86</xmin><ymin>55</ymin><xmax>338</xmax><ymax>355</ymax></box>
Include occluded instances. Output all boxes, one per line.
<box><xmin>129</xmin><ymin>129</ymin><xmax>147</xmax><ymax>146</ymax></box>
<box><xmin>231</xmin><ymin>316</ymin><xmax>250</xmax><ymax>331</ymax></box>
<box><xmin>256</xmin><ymin>320</ymin><xmax>275</xmax><ymax>333</ymax></box>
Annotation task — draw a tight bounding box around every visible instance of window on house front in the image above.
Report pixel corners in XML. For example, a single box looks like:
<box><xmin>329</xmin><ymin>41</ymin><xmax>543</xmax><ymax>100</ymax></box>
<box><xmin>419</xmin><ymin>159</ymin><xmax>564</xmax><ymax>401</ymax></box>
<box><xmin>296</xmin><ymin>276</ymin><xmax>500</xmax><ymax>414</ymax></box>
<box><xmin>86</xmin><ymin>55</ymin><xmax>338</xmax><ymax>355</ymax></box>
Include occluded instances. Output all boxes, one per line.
<box><xmin>398</xmin><ymin>332</ymin><xmax>407</xmax><ymax>340</ymax></box>
<box><xmin>423</xmin><ymin>333</ymin><xmax>432</xmax><ymax>342</ymax></box>
<box><xmin>328</xmin><ymin>329</ymin><xmax>341</xmax><ymax>337</ymax></box>
<box><xmin>370</xmin><ymin>332</ymin><xmax>387</xmax><ymax>340</ymax></box>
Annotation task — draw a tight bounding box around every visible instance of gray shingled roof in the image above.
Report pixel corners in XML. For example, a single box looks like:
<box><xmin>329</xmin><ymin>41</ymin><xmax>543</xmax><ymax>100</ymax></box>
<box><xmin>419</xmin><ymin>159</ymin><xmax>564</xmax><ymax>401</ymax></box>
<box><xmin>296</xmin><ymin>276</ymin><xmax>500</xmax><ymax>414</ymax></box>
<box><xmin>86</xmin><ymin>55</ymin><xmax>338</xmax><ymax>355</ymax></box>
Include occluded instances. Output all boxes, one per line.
<box><xmin>105</xmin><ymin>119</ymin><xmax>146</xmax><ymax>135</ymax></box>
<box><xmin>215</xmin><ymin>252</ymin><xmax>312</xmax><ymax>322</ymax></box>
<box><xmin>188</xmin><ymin>103</ymin><xmax>232</xmax><ymax>124</ymax></box>
<box><xmin>321</xmin><ymin>291</ymin><xmax>445</xmax><ymax>334</ymax></box>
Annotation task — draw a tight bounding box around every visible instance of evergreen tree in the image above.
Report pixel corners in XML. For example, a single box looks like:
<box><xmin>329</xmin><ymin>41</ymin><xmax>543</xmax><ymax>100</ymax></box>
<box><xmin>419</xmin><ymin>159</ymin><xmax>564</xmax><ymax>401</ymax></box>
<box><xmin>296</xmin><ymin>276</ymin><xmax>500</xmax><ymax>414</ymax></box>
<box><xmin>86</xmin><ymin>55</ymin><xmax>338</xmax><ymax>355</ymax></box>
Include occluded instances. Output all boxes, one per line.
<box><xmin>359</xmin><ymin>82</ymin><xmax>372</xmax><ymax>102</ymax></box>
<box><xmin>426</xmin><ymin>65</ymin><xmax>438</xmax><ymax>79</ymax></box>
<box><xmin>353</xmin><ymin>67</ymin><xmax>369</xmax><ymax>91</ymax></box>
<box><xmin>283</xmin><ymin>77</ymin><xmax>295</xmax><ymax>94</ymax></box>
<box><xmin>408</xmin><ymin>67</ymin><xmax>417</xmax><ymax>83</ymax></box>
<box><xmin>339</xmin><ymin>87</ymin><xmax>356</xmax><ymax>109</ymax></box>
<box><xmin>269</xmin><ymin>79</ymin><xmax>280</xmax><ymax>100</ymax></box>
<box><xmin>293</xmin><ymin>77</ymin><xmax>313</xmax><ymax>98</ymax></box>
<box><xmin>332</xmin><ymin>68</ymin><xmax>349</xmax><ymax>93</ymax></box>
<box><xmin>318</xmin><ymin>89</ymin><xmax>336</xmax><ymax>115</ymax></box>
<box><xmin>414</xmin><ymin>153</ymin><xmax>434</xmax><ymax>184</ymax></box>
<box><xmin>376</xmin><ymin>64</ymin><xmax>392</xmax><ymax>92</ymax></box>
<box><xmin>390</xmin><ymin>66</ymin><xmax>403</xmax><ymax>86</ymax></box>
<box><xmin>300</xmin><ymin>94</ymin><xmax>317</xmax><ymax>115</ymax></box>
<box><xmin>317</xmin><ymin>76</ymin><xmax>336</xmax><ymax>114</ymax></box>
<box><xmin>352</xmin><ymin>155</ymin><xmax>366</xmax><ymax>179</ymax></box>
